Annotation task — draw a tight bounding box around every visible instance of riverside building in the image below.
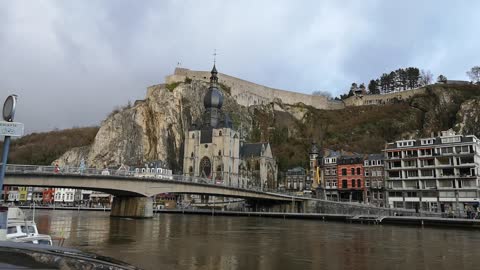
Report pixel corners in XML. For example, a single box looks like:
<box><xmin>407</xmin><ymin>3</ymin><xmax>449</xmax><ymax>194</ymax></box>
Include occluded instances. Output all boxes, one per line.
<box><xmin>364</xmin><ymin>154</ymin><xmax>385</xmax><ymax>207</ymax></box>
<box><xmin>384</xmin><ymin>130</ymin><xmax>480</xmax><ymax>213</ymax></box>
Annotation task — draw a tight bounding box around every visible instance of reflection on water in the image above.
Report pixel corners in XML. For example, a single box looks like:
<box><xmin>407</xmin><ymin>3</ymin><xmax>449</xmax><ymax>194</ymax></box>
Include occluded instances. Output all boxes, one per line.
<box><xmin>28</xmin><ymin>210</ymin><xmax>480</xmax><ymax>270</ymax></box>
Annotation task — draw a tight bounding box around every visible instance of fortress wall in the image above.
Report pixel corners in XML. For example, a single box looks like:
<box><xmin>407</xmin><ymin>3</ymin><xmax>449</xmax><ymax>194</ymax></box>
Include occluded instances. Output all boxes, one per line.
<box><xmin>168</xmin><ymin>68</ymin><xmax>334</xmax><ymax>109</ymax></box>
<box><xmin>343</xmin><ymin>88</ymin><xmax>427</xmax><ymax>106</ymax></box>
<box><xmin>165</xmin><ymin>68</ymin><xmax>426</xmax><ymax>110</ymax></box>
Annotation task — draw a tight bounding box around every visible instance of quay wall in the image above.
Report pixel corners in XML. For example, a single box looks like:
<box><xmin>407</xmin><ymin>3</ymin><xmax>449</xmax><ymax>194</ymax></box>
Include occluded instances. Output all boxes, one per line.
<box><xmin>305</xmin><ymin>199</ymin><xmax>441</xmax><ymax>217</ymax></box>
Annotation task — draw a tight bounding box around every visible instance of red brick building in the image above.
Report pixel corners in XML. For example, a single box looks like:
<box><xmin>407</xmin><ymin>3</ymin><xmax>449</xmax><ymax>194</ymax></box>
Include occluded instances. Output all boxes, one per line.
<box><xmin>42</xmin><ymin>188</ymin><xmax>55</xmax><ymax>204</ymax></box>
<box><xmin>337</xmin><ymin>155</ymin><xmax>365</xmax><ymax>202</ymax></box>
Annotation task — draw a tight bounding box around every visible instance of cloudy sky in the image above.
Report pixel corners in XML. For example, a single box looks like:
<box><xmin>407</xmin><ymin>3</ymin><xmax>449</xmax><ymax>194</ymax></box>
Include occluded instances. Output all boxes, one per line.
<box><xmin>0</xmin><ymin>0</ymin><xmax>479</xmax><ymax>133</ymax></box>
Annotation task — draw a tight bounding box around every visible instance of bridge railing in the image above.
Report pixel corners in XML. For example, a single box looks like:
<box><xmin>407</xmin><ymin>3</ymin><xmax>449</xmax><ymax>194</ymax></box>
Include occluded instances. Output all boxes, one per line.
<box><xmin>4</xmin><ymin>164</ymin><xmax>301</xmax><ymax>197</ymax></box>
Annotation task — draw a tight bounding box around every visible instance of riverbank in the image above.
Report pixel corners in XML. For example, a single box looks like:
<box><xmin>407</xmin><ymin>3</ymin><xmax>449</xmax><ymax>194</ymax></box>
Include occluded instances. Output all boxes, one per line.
<box><xmin>18</xmin><ymin>206</ymin><xmax>480</xmax><ymax>229</ymax></box>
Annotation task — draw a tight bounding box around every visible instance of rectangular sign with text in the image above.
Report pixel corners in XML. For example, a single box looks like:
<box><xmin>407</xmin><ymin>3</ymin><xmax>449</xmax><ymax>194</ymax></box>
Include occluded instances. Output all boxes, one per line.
<box><xmin>0</xmin><ymin>121</ymin><xmax>24</xmax><ymax>137</ymax></box>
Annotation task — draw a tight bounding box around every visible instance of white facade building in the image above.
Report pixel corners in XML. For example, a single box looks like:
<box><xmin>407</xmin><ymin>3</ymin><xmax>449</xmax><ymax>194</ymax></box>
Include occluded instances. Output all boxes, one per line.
<box><xmin>54</xmin><ymin>188</ymin><xmax>76</xmax><ymax>204</ymax></box>
<box><xmin>385</xmin><ymin>130</ymin><xmax>480</xmax><ymax>213</ymax></box>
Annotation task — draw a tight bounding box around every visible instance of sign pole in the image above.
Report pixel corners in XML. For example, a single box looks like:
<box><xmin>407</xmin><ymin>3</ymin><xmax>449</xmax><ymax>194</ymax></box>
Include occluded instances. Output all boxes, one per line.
<box><xmin>0</xmin><ymin>136</ymin><xmax>11</xmax><ymax>192</ymax></box>
<box><xmin>0</xmin><ymin>94</ymin><xmax>20</xmax><ymax>240</ymax></box>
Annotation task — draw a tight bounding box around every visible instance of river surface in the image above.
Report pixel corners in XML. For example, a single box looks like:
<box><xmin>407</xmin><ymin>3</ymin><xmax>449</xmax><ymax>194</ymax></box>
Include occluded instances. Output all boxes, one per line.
<box><xmin>29</xmin><ymin>210</ymin><xmax>480</xmax><ymax>270</ymax></box>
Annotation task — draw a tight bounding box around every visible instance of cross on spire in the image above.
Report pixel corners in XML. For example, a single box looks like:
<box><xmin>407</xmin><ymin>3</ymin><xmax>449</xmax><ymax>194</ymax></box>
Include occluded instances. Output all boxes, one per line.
<box><xmin>213</xmin><ymin>49</ymin><xmax>217</xmax><ymax>65</ymax></box>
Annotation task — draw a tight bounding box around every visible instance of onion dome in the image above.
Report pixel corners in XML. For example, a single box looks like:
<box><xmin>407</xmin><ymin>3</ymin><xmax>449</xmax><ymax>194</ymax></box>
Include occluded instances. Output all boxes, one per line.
<box><xmin>204</xmin><ymin>64</ymin><xmax>223</xmax><ymax>109</ymax></box>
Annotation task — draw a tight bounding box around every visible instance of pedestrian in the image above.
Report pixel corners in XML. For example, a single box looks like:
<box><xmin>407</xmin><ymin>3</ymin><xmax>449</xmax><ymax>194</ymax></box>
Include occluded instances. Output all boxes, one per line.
<box><xmin>54</xmin><ymin>163</ymin><xmax>60</xmax><ymax>173</ymax></box>
<box><xmin>466</xmin><ymin>206</ymin><xmax>472</xmax><ymax>219</ymax></box>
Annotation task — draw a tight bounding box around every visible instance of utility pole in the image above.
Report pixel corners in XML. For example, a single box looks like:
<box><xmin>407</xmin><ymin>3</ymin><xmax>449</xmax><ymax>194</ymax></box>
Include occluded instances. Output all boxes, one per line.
<box><xmin>0</xmin><ymin>95</ymin><xmax>24</xmax><ymax>240</ymax></box>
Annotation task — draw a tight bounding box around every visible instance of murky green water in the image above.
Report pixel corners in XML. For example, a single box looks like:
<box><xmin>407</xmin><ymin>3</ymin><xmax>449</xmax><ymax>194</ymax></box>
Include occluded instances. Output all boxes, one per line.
<box><xmin>30</xmin><ymin>210</ymin><xmax>480</xmax><ymax>270</ymax></box>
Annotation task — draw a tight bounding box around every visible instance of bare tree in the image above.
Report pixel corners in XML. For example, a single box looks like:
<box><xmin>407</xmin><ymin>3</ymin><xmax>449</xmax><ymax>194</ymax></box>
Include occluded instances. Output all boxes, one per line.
<box><xmin>419</xmin><ymin>69</ymin><xmax>433</xmax><ymax>86</ymax></box>
<box><xmin>467</xmin><ymin>66</ymin><xmax>480</xmax><ymax>84</ymax></box>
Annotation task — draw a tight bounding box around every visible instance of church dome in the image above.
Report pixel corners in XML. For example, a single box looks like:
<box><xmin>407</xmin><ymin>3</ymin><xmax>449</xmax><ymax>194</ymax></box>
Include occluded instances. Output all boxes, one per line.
<box><xmin>204</xmin><ymin>85</ymin><xmax>223</xmax><ymax>109</ymax></box>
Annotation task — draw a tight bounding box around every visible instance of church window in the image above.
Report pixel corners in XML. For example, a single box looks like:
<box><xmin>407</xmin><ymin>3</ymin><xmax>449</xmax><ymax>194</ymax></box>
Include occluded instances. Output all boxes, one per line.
<box><xmin>255</xmin><ymin>161</ymin><xmax>260</xmax><ymax>170</ymax></box>
<box><xmin>204</xmin><ymin>144</ymin><xmax>208</xmax><ymax>148</ymax></box>
<box><xmin>191</xmin><ymin>152</ymin><xmax>194</xmax><ymax>158</ymax></box>
<box><xmin>219</xmin><ymin>131</ymin><xmax>222</xmax><ymax>136</ymax></box>
<box><xmin>188</xmin><ymin>166</ymin><xmax>194</xmax><ymax>176</ymax></box>
<box><xmin>192</xmin><ymin>133</ymin><xmax>195</xmax><ymax>139</ymax></box>
<box><xmin>218</xmin><ymin>150</ymin><xmax>222</xmax><ymax>156</ymax></box>
<box><xmin>200</xmin><ymin>157</ymin><xmax>212</xmax><ymax>178</ymax></box>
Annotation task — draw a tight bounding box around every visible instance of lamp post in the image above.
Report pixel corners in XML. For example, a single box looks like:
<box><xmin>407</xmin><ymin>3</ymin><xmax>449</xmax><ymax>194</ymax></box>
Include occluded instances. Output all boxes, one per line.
<box><xmin>0</xmin><ymin>94</ymin><xmax>23</xmax><ymax>240</ymax></box>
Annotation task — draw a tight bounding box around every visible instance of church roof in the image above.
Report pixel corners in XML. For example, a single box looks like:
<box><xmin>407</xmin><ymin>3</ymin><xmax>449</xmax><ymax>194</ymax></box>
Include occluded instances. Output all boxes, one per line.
<box><xmin>240</xmin><ymin>143</ymin><xmax>268</xmax><ymax>158</ymax></box>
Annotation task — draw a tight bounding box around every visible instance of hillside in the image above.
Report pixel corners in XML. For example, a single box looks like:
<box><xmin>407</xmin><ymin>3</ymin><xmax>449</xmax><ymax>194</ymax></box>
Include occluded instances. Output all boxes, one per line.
<box><xmin>253</xmin><ymin>84</ymin><xmax>480</xmax><ymax>169</ymax></box>
<box><xmin>1</xmin><ymin>127</ymin><xmax>99</xmax><ymax>165</ymax></box>
<box><xmin>3</xmin><ymin>83</ymin><xmax>480</xmax><ymax>172</ymax></box>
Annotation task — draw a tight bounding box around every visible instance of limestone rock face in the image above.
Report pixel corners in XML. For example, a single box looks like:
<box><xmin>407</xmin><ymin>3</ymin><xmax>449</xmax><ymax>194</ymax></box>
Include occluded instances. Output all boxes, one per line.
<box><xmin>54</xmin><ymin>81</ymin><xmax>251</xmax><ymax>172</ymax></box>
<box><xmin>455</xmin><ymin>97</ymin><xmax>480</xmax><ymax>137</ymax></box>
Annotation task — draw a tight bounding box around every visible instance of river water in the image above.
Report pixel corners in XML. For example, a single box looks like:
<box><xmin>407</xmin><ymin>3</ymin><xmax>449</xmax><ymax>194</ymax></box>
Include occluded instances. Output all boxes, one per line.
<box><xmin>29</xmin><ymin>210</ymin><xmax>480</xmax><ymax>270</ymax></box>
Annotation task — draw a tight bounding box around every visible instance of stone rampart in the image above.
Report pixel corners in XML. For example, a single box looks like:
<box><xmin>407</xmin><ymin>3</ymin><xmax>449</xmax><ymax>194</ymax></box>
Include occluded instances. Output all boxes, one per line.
<box><xmin>165</xmin><ymin>68</ymin><xmax>427</xmax><ymax>110</ymax></box>
<box><xmin>166</xmin><ymin>68</ymin><xmax>345</xmax><ymax>110</ymax></box>
<box><xmin>343</xmin><ymin>88</ymin><xmax>427</xmax><ymax>107</ymax></box>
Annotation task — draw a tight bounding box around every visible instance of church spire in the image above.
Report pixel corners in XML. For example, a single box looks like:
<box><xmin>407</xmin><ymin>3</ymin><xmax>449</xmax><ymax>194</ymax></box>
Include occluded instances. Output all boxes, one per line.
<box><xmin>210</xmin><ymin>49</ymin><xmax>218</xmax><ymax>85</ymax></box>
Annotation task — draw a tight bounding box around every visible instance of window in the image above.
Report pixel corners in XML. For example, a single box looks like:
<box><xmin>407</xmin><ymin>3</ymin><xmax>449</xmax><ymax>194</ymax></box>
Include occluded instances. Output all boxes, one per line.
<box><xmin>421</xmin><ymin>170</ymin><xmax>434</xmax><ymax>177</ymax></box>
<box><xmin>351</xmin><ymin>179</ymin><xmax>356</xmax><ymax>187</ymax></box>
<box><xmin>342</xmin><ymin>169</ymin><xmax>347</xmax><ymax>176</ymax></box>
<box><xmin>357</xmin><ymin>179</ymin><xmax>361</xmax><ymax>187</ymax></box>
<box><xmin>407</xmin><ymin>170</ymin><xmax>418</xmax><ymax>178</ymax></box>
<box><xmin>218</xmin><ymin>150</ymin><xmax>222</xmax><ymax>156</ymax></box>
<box><xmin>351</xmin><ymin>168</ymin><xmax>355</xmax><ymax>175</ymax></box>
<box><xmin>441</xmin><ymin>136</ymin><xmax>461</xmax><ymax>144</ymax></box>
<box><xmin>441</xmin><ymin>147</ymin><xmax>454</xmax><ymax>154</ymax></box>
<box><xmin>342</xmin><ymin>180</ymin><xmax>347</xmax><ymax>188</ymax></box>
<box><xmin>421</xmin><ymin>139</ymin><xmax>434</xmax><ymax>145</ymax></box>
<box><xmin>389</xmin><ymin>192</ymin><xmax>402</xmax><ymax>197</ymax></box>
<box><xmin>406</xmin><ymin>192</ymin><xmax>417</xmax><ymax>197</ymax></box>
<box><xmin>192</xmin><ymin>133</ymin><xmax>195</xmax><ymax>139</ymax></box>
<box><xmin>7</xmin><ymin>227</ymin><xmax>17</xmax><ymax>234</ymax></box>
<box><xmin>356</xmin><ymin>168</ymin><xmax>361</xmax><ymax>175</ymax></box>
<box><xmin>219</xmin><ymin>131</ymin><xmax>222</xmax><ymax>136</ymax></box>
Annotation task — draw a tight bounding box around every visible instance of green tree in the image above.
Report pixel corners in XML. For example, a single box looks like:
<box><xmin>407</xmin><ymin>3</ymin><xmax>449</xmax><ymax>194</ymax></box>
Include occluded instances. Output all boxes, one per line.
<box><xmin>406</xmin><ymin>67</ymin><xmax>420</xmax><ymax>89</ymax></box>
<box><xmin>437</xmin><ymin>74</ymin><xmax>447</xmax><ymax>83</ymax></box>
<box><xmin>368</xmin><ymin>80</ymin><xmax>379</xmax><ymax>94</ymax></box>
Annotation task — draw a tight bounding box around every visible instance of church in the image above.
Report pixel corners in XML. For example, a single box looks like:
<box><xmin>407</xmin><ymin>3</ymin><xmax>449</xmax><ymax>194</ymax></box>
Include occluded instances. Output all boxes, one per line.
<box><xmin>183</xmin><ymin>64</ymin><xmax>278</xmax><ymax>190</ymax></box>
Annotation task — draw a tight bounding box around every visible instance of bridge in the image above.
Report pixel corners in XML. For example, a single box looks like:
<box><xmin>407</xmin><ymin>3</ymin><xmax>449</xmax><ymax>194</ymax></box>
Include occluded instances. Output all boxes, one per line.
<box><xmin>3</xmin><ymin>164</ymin><xmax>308</xmax><ymax>218</ymax></box>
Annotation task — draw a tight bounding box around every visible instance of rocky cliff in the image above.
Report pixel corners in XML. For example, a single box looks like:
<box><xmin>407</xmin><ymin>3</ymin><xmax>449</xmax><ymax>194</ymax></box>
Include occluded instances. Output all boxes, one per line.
<box><xmin>41</xmin><ymin>83</ymin><xmax>480</xmax><ymax>171</ymax></box>
<box><xmin>53</xmin><ymin>80</ymin><xmax>251</xmax><ymax>172</ymax></box>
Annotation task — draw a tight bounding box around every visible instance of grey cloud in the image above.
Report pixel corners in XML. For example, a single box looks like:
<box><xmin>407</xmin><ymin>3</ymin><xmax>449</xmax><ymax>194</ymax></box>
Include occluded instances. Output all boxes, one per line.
<box><xmin>0</xmin><ymin>0</ymin><xmax>478</xmax><ymax>134</ymax></box>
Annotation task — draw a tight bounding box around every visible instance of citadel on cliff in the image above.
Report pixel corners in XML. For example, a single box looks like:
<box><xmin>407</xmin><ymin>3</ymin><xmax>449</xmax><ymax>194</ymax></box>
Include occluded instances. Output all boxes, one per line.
<box><xmin>165</xmin><ymin>66</ymin><xmax>429</xmax><ymax>109</ymax></box>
